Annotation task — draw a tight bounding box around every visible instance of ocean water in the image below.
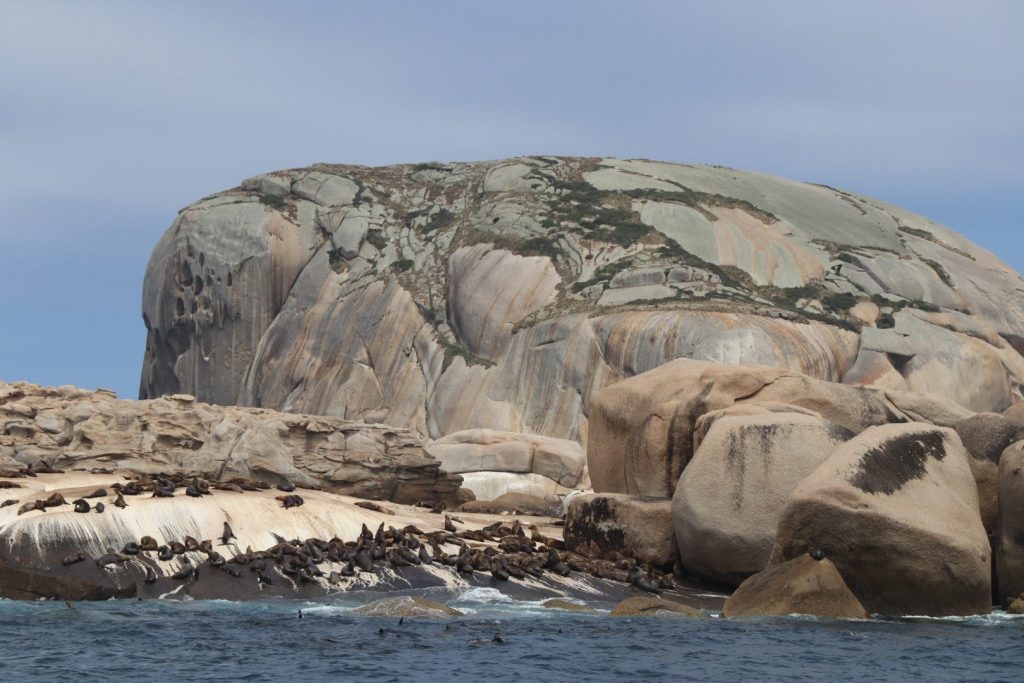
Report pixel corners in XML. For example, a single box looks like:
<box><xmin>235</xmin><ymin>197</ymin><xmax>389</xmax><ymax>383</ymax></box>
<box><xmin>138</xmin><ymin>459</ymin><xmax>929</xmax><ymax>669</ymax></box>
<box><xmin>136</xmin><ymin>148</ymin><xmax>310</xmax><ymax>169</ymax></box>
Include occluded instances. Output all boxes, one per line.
<box><xmin>1</xmin><ymin>590</ymin><xmax>1021</xmax><ymax>682</ymax></box>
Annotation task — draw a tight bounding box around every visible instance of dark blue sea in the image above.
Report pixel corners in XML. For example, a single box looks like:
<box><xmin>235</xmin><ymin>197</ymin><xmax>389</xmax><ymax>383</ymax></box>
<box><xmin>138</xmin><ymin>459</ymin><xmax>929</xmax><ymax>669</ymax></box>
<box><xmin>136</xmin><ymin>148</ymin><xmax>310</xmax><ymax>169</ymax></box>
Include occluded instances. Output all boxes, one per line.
<box><xmin>1</xmin><ymin>589</ymin><xmax>1021</xmax><ymax>682</ymax></box>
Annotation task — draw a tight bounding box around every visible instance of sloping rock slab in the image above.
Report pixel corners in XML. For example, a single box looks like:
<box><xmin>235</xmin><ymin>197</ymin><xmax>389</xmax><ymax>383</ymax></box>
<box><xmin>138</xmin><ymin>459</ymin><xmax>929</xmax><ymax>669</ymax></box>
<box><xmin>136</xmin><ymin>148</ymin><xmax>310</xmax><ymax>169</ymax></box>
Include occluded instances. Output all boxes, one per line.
<box><xmin>722</xmin><ymin>555</ymin><xmax>867</xmax><ymax>619</ymax></box>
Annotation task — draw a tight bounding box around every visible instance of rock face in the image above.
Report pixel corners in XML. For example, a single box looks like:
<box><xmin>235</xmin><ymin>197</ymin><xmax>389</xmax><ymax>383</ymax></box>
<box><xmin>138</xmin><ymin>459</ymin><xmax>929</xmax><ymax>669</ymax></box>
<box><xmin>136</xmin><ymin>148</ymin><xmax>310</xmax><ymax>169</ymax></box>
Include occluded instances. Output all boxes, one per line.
<box><xmin>953</xmin><ymin>413</ymin><xmax>1024</xmax><ymax>532</ymax></box>
<box><xmin>673</xmin><ymin>413</ymin><xmax>854</xmax><ymax>585</ymax></box>
<box><xmin>722</xmin><ymin>555</ymin><xmax>868</xmax><ymax>619</ymax></box>
<box><xmin>426</xmin><ymin>429</ymin><xmax>586</xmax><ymax>501</ymax></box>
<box><xmin>564</xmin><ymin>493</ymin><xmax>676</xmax><ymax>569</ymax></box>
<box><xmin>995</xmin><ymin>441</ymin><xmax>1024</xmax><ymax>604</ymax></box>
<box><xmin>140</xmin><ymin>158</ymin><xmax>1024</xmax><ymax>448</ymax></box>
<box><xmin>589</xmin><ymin>359</ymin><xmax>909</xmax><ymax>497</ymax></box>
<box><xmin>771</xmin><ymin>423</ymin><xmax>991</xmax><ymax>616</ymax></box>
<box><xmin>0</xmin><ymin>380</ymin><xmax>463</xmax><ymax>504</ymax></box>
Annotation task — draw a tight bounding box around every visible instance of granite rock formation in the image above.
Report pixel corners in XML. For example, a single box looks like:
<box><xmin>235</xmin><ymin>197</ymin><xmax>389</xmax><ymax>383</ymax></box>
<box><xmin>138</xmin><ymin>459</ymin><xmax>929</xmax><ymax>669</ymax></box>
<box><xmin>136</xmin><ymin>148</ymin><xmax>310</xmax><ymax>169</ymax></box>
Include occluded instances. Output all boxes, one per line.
<box><xmin>0</xmin><ymin>380</ymin><xmax>462</xmax><ymax>504</ymax></box>
<box><xmin>770</xmin><ymin>423</ymin><xmax>991</xmax><ymax>616</ymax></box>
<box><xmin>672</xmin><ymin>412</ymin><xmax>854</xmax><ymax>585</ymax></box>
<box><xmin>722</xmin><ymin>554</ymin><xmax>868</xmax><ymax>619</ymax></box>
<box><xmin>140</xmin><ymin>158</ymin><xmax>1024</xmax><ymax>450</ymax></box>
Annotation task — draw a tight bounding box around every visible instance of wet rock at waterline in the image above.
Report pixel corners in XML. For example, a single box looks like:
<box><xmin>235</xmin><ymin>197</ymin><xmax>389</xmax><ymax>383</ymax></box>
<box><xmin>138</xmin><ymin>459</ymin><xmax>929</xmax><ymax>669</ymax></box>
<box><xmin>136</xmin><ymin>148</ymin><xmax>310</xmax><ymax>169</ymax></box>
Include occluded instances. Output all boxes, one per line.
<box><xmin>722</xmin><ymin>554</ymin><xmax>868</xmax><ymax>619</ymax></box>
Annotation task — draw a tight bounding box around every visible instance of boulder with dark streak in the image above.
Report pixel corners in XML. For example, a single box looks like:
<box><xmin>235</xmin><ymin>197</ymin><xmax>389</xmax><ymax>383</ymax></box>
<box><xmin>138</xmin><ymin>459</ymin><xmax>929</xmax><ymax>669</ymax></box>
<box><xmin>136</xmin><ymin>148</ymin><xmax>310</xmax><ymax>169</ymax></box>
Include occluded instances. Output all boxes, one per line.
<box><xmin>770</xmin><ymin>423</ymin><xmax>990</xmax><ymax>617</ymax></box>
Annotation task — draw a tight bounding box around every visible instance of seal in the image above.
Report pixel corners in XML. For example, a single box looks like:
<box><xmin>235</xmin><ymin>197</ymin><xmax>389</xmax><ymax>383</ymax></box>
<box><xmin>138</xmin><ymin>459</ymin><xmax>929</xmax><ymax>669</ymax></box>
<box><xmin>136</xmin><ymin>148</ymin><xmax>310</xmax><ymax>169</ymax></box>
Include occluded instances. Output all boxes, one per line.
<box><xmin>95</xmin><ymin>552</ymin><xmax>129</xmax><ymax>568</ymax></box>
<box><xmin>144</xmin><ymin>564</ymin><xmax>157</xmax><ymax>584</ymax></box>
<box><xmin>113</xmin><ymin>492</ymin><xmax>127</xmax><ymax>509</ymax></box>
<box><xmin>276</xmin><ymin>480</ymin><xmax>296</xmax><ymax>493</ymax></box>
<box><xmin>42</xmin><ymin>493</ymin><xmax>66</xmax><ymax>508</ymax></box>
<box><xmin>0</xmin><ymin>499</ymin><xmax>16</xmax><ymax>508</ymax></box>
<box><xmin>62</xmin><ymin>552</ymin><xmax>85</xmax><ymax>566</ymax></box>
<box><xmin>171</xmin><ymin>561</ymin><xmax>194</xmax><ymax>580</ymax></box>
<box><xmin>72</xmin><ymin>499</ymin><xmax>90</xmax><ymax>513</ymax></box>
<box><xmin>17</xmin><ymin>500</ymin><xmax>45</xmax><ymax>515</ymax></box>
<box><xmin>628</xmin><ymin>568</ymin><xmax>661</xmax><ymax>594</ymax></box>
<box><xmin>221</xmin><ymin>522</ymin><xmax>236</xmax><ymax>546</ymax></box>
<box><xmin>157</xmin><ymin>546</ymin><xmax>174</xmax><ymax>561</ymax></box>
<box><xmin>94</xmin><ymin>502</ymin><xmax>105</xmax><ymax>513</ymax></box>
<box><xmin>84</xmin><ymin>488</ymin><xmax>107</xmax><ymax>499</ymax></box>
<box><xmin>139</xmin><ymin>536</ymin><xmax>159</xmax><ymax>551</ymax></box>
<box><xmin>354</xmin><ymin>547</ymin><xmax>373</xmax><ymax>572</ymax></box>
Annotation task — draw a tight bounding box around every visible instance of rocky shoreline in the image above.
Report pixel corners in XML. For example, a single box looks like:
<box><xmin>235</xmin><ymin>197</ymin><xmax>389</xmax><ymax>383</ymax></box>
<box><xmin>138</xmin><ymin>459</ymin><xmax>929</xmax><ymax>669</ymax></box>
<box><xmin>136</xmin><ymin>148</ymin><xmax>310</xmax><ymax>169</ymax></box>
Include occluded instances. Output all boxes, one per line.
<box><xmin>4</xmin><ymin>362</ymin><xmax>1024</xmax><ymax>619</ymax></box>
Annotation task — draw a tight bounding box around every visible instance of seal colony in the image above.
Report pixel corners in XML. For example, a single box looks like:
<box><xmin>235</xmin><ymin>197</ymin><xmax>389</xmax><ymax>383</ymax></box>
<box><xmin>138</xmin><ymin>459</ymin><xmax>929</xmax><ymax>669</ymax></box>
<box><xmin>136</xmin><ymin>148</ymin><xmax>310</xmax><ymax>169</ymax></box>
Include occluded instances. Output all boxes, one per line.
<box><xmin>0</xmin><ymin>468</ymin><xmax>692</xmax><ymax>607</ymax></box>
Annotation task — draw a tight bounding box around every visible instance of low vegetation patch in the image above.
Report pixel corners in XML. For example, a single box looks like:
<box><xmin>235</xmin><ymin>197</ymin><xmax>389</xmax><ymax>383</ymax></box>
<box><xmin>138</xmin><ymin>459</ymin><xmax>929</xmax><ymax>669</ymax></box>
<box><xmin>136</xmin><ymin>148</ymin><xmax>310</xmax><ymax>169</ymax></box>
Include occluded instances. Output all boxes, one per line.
<box><xmin>257</xmin><ymin>192</ymin><xmax>287</xmax><ymax>209</ymax></box>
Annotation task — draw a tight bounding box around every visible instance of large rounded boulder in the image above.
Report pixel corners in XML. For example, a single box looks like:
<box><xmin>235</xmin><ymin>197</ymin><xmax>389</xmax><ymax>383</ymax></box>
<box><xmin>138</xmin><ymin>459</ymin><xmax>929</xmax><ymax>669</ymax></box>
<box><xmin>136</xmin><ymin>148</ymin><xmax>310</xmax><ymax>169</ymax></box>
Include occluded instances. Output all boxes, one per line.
<box><xmin>995</xmin><ymin>441</ymin><xmax>1024</xmax><ymax>605</ymax></box>
<box><xmin>953</xmin><ymin>412</ymin><xmax>1024</xmax><ymax>532</ymax></box>
<box><xmin>672</xmin><ymin>412</ymin><xmax>854</xmax><ymax>585</ymax></box>
<box><xmin>588</xmin><ymin>359</ymin><xmax>907</xmax><ymax>497</ymax></box>
<box><xmin>771</xmin><ymin>423</ymin><xmax>990</xmax><ymax>616</ymax></box>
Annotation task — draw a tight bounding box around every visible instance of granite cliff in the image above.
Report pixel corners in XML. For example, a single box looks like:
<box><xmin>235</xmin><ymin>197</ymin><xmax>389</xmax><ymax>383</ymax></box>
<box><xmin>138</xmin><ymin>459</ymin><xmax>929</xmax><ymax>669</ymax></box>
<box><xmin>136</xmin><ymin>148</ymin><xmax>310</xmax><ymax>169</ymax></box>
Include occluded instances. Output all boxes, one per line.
<box><xmin>139</xmin><ymin>158</ymin><xmax>1024</xmax><ymax>449</ymax></box>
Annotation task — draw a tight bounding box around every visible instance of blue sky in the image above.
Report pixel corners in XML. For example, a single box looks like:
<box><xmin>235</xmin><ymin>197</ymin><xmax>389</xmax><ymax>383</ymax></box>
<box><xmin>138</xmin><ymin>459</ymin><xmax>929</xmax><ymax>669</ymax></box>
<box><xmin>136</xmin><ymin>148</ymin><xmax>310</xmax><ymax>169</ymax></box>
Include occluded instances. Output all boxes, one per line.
<box><xmin>1</xmin><ymin>1</ymin><xmax>1021</xmax><ymax>399</ymax></box>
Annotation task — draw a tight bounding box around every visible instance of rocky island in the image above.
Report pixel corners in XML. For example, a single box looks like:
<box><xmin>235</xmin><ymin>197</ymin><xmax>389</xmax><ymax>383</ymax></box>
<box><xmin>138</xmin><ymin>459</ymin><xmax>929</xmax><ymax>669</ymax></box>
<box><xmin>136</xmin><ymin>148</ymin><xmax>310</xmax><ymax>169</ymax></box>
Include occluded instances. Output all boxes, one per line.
<box><xmin>4</xmin><ymin>156</ymin><xmax>1024</xmax><ymax>618</ymax></box>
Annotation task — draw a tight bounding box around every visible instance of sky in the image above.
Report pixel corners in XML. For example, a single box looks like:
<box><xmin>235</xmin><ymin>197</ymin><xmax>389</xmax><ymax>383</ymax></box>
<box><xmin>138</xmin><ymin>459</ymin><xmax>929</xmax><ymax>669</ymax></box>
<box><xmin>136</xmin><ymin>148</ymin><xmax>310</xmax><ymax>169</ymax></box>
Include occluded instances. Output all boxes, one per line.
<box><xmin>0</xmin><ymin>0</ymin><xmax>1021</xmax><ymax>399</ymax></box>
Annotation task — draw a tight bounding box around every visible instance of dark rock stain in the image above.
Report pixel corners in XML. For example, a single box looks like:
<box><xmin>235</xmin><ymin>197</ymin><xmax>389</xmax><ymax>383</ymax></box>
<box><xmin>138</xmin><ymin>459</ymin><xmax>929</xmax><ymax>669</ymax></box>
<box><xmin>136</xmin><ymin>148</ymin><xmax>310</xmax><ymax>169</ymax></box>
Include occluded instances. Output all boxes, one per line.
<box><xmin>848</xmin><ymin>431</ymin><xmax>946</xmax><ymax>495</ymax></box>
